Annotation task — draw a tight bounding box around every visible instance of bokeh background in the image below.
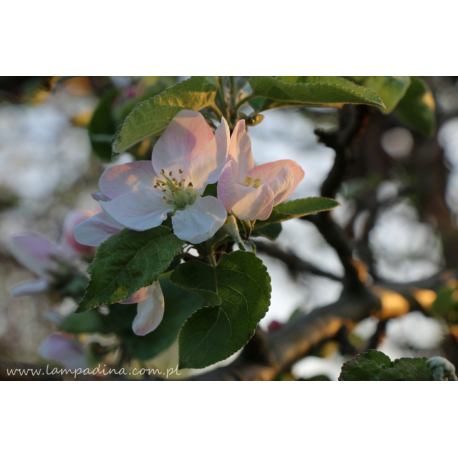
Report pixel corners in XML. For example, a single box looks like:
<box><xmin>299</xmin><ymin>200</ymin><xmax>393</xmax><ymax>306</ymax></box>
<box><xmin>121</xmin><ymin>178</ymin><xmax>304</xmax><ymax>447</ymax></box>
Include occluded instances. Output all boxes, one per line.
<box><xmin>1</xmin><ymin>76</ymin><xmax>458</xmax><ymax>380</ymax></box>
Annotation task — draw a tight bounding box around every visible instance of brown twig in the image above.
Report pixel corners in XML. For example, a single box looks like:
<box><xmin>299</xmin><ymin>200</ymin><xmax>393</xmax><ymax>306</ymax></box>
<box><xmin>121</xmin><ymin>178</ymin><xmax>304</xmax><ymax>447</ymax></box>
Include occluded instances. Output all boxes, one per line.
<box><xmin>255</xmin><ymin>241</ymin><xmax>343</xmax><ymax>282</ymax></box>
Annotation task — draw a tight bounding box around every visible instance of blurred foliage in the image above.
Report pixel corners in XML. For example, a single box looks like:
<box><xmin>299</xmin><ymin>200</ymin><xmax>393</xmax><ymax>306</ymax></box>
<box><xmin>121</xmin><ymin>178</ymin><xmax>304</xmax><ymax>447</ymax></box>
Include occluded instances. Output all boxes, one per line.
<box><xmin>431</xmin><ymin>282</ymin><xmax>458</xmax><ymax>324</ymax></box>
<box><xmin>339</xmin><ymin>350</ymin><xmax>457</xmax><ymax>381</ymax></box>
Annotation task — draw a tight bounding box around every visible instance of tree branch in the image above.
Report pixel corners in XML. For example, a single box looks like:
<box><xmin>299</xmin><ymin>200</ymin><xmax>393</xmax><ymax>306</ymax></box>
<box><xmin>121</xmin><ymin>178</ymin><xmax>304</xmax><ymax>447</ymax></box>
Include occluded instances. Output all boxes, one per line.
<box><xmin>1</xmin><ymin>269</ymin><xmax>450</xmax><ymax>381</ymax></box>
<box><xmin>254</xmin><ymin>241</ymin><xmax>343</xmax><ymax>282</ymax></box>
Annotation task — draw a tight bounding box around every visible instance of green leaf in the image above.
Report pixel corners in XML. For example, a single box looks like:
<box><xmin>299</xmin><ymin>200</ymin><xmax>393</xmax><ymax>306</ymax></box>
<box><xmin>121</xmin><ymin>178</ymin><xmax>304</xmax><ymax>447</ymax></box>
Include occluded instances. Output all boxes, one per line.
<box><xmin>251</xmin><ymin>222</ymin><xmax>282</xmax><ymax>241</ymax></box>
<box><xmin>380</xmin><ymin>361</ymin><xmax>433</xmax><ymax>381</ymax></box>
<box><xmin>345</xmin><ymin>76</ymin><xmax>410</xmax><ymax>113</ymax></box>
<box><xmin>249</xmin><ymin>76</ymin><xmax>385</xmax><ymax>112</ymax></box>
<box><xmin>431</xmin><ymin>284</ymin><xmax>458</xmax><ymax>324</ymax></box>
<box><xmin>395</xmin><ymin>76</ymin><xmax>435</xmax><ymax>136</ymax></box>
<box><xmin>202</xmin><ymin>182</ymin><xmax>218</xmax><ymax>198</ymax></box>
<box><xmin>77</xmin><ymin>226</ymin><xmax>183</xmax><ymax>313</ymax></box>
<box><xmin>172</xmin><ymin>251</ymin><xmax>271</xmax><ymax>369</ymax></box>
<box><xmin>88</xmin><ymin>88</ymin><xmax>121</xmax><ymax>161</ymax></box>
<box><xmin>254</xmin><ymin>197</ymin><xmax>340</xmax><ymax>229</ymax></box>
<box><xmin>339</xmin><ymin>350</ymin><xmax>435</xmax><ymax>381</ymax></box>
<box><xmin>108</xmin><ymin>277</ymin><xmax>205</xmax><ymax>361</ymax></box>
<box><xmin>112</xmin><ymin>76</ymin><xmax>218</xmax><ymax>158</ymax></box>
<box><xmin>59</xmin><ymin>309</ymin><xmax>109</xmax><ymax>334</ymax></box>
<box><xmin>169</xmin><ymin>261</ymin><xmax>221</xmax><ymax>305</ymax></box>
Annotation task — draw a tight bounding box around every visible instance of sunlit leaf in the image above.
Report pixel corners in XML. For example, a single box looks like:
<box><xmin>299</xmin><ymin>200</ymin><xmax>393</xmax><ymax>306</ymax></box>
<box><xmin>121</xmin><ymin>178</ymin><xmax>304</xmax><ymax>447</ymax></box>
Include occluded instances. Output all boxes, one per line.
<box><xmin>254</xmin><ymin>197</ymin><xmax>340</xmax><ymax>229</ymax></box>
<box><xmin>112</xmin><ymin>76</ymin><xmax>218</xmax><ymax>158</ymax></box>
<box><xmin>346</xmin><ymin>76</ymin><xmax>411</xmax><ymax>113</ymax></box>
<box><xmin>248</xmin><ymin>76</ymin><xmax>385</xmax><ymax>112</ymax></box>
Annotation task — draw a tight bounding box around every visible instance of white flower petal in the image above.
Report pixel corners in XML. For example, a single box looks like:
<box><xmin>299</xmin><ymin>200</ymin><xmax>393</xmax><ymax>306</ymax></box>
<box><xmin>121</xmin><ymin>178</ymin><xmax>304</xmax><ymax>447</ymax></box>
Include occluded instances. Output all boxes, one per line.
<box><xmin>100</xmin><ymin>188</ymin><xmax>174</xmax><ymax>231</ymax></box>
<box><xmin>73</xmin><ymin>211</ymin><xmax>124</xmax><ymax>247</ymax></box>
<box><xmin>119</xmin><ymin>285</ymin><xmax>153</xmax><ymax>304</ymax></box>
<box><xmin>10</xmin><ymin>279</ymin><xmax>49</xmax><ymax>298</ymax></box>
<box><xmin>132</xmin><ymin>281</ymin><xmax>165</xmax><ymax>336</ymax></box>
<box><xmin>172</xmin><ymin>196</ymin><xmax>227</xmax><ymax>244</ymax></box>
<box><xmin>152</xmin><ymin>110</ymin><xmax>214</xmax><ymax>179</ymax></box>
<box><xmin>229</xmin><ymin>119</ymin><xmax>255</xmax><ymax>181</ymax></box>
<box><xmin>99</xmin><ymin>161</ymin><xmax>158</xmax><ymax>200</ymax></box>
<box><xmin>187</xmin><ymin>117</ymin><xmax>230</xmax><ymax>193</ymax></box>
<box><xmin>232</xmin><ymin>183</ymin><xmax>275</xmax><ymax>221</ymax></box>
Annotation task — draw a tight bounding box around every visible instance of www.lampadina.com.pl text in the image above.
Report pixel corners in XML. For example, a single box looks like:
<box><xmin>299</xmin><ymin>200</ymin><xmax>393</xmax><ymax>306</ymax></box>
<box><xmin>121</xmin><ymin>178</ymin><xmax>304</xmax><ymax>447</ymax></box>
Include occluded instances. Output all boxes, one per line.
<box><xmin>6</xmin><ymin>364</ymin><xmax>182</xmax><ymax>379</ymax></box>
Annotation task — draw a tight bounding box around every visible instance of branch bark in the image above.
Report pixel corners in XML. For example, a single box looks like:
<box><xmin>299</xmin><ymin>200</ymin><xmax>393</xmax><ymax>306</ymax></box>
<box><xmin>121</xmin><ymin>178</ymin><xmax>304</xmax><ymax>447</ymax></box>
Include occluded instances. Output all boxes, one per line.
<box><xmin>255</xmin><ymin>241</ymin><xmax>343</xmax><ymax>282</ymax></box>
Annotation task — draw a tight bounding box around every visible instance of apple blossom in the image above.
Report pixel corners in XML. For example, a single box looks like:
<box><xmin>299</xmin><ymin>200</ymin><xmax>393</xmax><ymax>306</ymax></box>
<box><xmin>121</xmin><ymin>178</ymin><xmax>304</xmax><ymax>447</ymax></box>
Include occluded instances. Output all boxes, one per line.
<box><xmin>39</xmin><ymin>333</ymin><xmax>89</xmax><ymax>370</ymax></box>
<box><xmin>98</xmin><ymin>110</ymin><xmax>230</xmax><ymax>244</ymax></box>
<box><xmin>217</xmin><ymin>119</ymin><xmax>305</xmax><ymax>221</ymax></box>
<box><xmin>73</xmin><ymin>204</ymin><xmax>165</xmax><ymax>337</ymax></box>
<box><xmin>9</xmin><ymin>209</ymin><xmax>96</xmax><ymax>298</ymax></box>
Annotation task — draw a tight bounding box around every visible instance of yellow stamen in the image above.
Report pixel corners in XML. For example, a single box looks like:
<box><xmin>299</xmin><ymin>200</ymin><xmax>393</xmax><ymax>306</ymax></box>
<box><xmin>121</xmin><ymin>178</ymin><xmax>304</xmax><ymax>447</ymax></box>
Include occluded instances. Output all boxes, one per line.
<box><xmin>252</xmin><ymin>178</ymin><xmax>261</xmax><ymax>188</ymax></box>
<box><xmin>242</xmin><ymin>176</ymin><xmax>253</xmax><ymax>187</ymax></box>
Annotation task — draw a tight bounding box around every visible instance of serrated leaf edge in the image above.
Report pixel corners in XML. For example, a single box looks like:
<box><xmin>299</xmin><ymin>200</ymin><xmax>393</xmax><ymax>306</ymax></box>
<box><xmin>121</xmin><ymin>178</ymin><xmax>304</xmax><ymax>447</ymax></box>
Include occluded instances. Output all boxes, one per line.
<box><xmin>78</xmin><ymin>228</ymin><xmax>182</xmax><ymax>313</ymax></box>
<box><xmin>111</xmin><ymin>76</ymin><xmax>217</xmax><ymax>158</ymax></box>
<box><xmin>251</xmin><ymin>76</ymin><xmax>385</xmax><ymax>110</ymax></box>
<box><xmin>178</xmin><ymin>252</ymin><xmax>272</xmax><ymax>369</ymax></box>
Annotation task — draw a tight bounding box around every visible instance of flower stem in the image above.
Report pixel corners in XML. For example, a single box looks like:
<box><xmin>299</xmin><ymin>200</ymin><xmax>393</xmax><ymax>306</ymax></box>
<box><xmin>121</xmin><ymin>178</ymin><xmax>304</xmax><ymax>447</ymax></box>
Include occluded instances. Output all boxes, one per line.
<box><xmin>207</xmin><ymin>253</ymin><xmax>217</xmax><ymax>267</ymax></box>
<box><xmin>217</xmin><ymin>77</ymin><xmax>229</xmax><ymax>120</ymax></box>
<box><xmin>209</xmin><ymin>103</ymin><xmax>223</xmax><ymax>119</ymax></box>
<box><xmin>234</xmin><ymin>94</ymin><xmax>255</xmax><ymax>111</ymax></box>
<box><xmin>228</xmin><ymin>214</ymin><xmax>246</xmax><ymax>252</ymax></box>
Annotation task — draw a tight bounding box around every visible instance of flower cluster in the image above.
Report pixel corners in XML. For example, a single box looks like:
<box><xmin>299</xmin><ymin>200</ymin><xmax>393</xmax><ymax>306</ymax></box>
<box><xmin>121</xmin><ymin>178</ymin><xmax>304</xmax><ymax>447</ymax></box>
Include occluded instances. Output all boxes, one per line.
<box><xmin>73</xmin><ymin>110</ymin><xmax>304</xmax><ymax>336</ymax></box>
<box><xmin>9</xmin><ymin>209</ymin><xmax>96</xmax><ymax>298</ymax></box>
<box><xmin>11</xmin><ymin>110</ymin><xmax>304</xmax><ymax>340</ymax></box>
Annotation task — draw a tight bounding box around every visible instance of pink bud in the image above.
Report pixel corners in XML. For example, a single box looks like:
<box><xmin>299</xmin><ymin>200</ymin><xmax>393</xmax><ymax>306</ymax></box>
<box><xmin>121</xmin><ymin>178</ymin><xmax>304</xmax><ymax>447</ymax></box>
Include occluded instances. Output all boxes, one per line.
<box><xmin>268</xmin><ymin>320</ymin><xmax>283</xmax><ymax>332</ymax></box>
<box><xmin>62</xmin><ymin>209</ymin><xmax>97</xmax><ymax>257</ymax></box>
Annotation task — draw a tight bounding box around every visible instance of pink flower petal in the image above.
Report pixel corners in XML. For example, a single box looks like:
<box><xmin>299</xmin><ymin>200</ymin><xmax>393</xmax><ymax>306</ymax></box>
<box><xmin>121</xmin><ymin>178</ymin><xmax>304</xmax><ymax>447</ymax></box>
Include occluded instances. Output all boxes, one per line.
<box><xmin>132</xmin><ymin>281</ymin><xmax>165</xmax><ymax>336</ymax></box>
<box><xmin>99</xmin><ymin>161</ymin><xmax>157</xmax><ymax>200</ymax></box>
<box><xmin>186</xmin><ymin>117</ymin><xmax>230</xmax><ymax>193</ymax></box>
<box><xmin>73</xmin><ymin>211</ymin><xmax>125</xmax><ymax>247</ymax></box>
<box><xmin>39</xmin><ymin>333</ymin><xmax>89</xmax><ymax>370</ymax></box>
<box><xmin>62</xmin><ymin>209</ymin><xmax>97</xmax><ymax>257</ymax></box>
<box><xmin>152</xmin><ymin>110</ymin><xmax>214</xmax><ymax>180</ymax></box>
<box><xmin>228</xmin><ymin>119</ymin><xmax>254</xmax><ymax>181</ymax></box>
<box><xmin>119</xmin><ymin>285</ymin><xmax>153</xmax><ymax>304</ymax></box>
<box><xmin>217</xmin><ymin>161</ymin><xmax>262</xmax><ymax>213</ymax></box>
<box><xmin>10</xmin><ymin>234</ymin><xmax>61</xmax><ymax>277</ymax></box>
<box><xmin>100</xmin><ymin>188</ymin><xmax>174</xmax><ymax>231</ymax></box>
<box><xmin>232</xmin><ymin>183</ymin><xmax>275</xmax><ymax>221</ymax></box>
<box><xmin>270</xmin><ymin>165</ymin><xmax>294</xmax><ymax>206</ymax></box>
<box><xmin>172</xmin><ymin>196</ymin><xmax>227</xmax><ymax>244</ymax></box>
<box><xmin>10</xmin><ymin>279</ymin><xmax>49</xmax><ymax>298</ymax></box>
<box><xmin>249</xmin><ymin>159</ymin><xmax>305</xmax><ymax>204</ymax></box>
